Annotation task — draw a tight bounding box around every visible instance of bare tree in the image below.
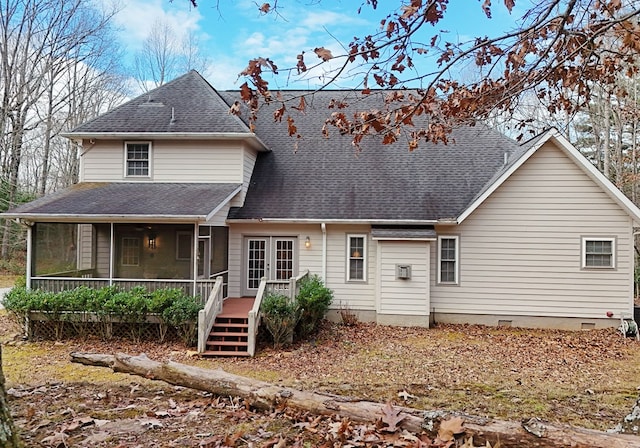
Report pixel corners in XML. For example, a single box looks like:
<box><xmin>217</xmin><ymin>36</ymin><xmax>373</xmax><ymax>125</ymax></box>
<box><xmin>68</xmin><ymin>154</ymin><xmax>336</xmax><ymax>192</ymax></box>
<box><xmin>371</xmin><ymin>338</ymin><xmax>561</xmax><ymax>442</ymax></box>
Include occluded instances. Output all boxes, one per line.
<box><xmin>0</xmin><ymin>0</ymin><xmax>120</xmax><ymax>256</ymax></box>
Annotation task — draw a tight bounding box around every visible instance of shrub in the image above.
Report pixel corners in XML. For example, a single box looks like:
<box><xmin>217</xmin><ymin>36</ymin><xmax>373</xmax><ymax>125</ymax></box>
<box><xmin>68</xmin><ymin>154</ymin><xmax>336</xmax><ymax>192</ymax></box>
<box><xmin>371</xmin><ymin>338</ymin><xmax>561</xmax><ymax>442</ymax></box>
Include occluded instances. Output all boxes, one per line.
<box><xmin>261</xmin><ymin>292</ymin><xmax>300</xmax><ymax>348</ymax></box>
<box><xmin>295</xmin><ymin>275</ymin><xmax>333</xmax><ymax>338</ymax></box>
<box><xmin>2</xmin><ymin>285</ymin><xmax>201</xmax><ymax>344</ymax></box>
<box><xmin>162</xmin><ymin>295</ymin><xmax>202</xmax><ymax>346</ymax></box>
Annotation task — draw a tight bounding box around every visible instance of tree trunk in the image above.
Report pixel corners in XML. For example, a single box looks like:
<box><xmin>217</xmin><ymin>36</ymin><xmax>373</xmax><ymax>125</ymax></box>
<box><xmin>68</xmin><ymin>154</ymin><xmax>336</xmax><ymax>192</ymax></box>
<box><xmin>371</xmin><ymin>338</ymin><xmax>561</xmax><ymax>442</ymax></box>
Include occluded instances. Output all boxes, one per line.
<box><xmin>0</xmin><ymin>345</ymin><xmax>21</xmax><ymax>447</ymax></box>
<box><xmin>70</xmin><ymin>352</ymin><xmax>640</xmax><ymax>448</ymax></box>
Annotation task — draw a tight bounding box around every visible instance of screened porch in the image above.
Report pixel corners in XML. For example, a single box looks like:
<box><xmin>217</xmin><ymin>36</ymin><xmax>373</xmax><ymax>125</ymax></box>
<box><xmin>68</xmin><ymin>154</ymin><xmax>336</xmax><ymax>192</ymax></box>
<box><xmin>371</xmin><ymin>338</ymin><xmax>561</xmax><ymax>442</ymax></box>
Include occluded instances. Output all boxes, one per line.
<box><xmin>27</xmin><ymin>222</ymin><xmax>229</xmax><ymax>302</ymax></box>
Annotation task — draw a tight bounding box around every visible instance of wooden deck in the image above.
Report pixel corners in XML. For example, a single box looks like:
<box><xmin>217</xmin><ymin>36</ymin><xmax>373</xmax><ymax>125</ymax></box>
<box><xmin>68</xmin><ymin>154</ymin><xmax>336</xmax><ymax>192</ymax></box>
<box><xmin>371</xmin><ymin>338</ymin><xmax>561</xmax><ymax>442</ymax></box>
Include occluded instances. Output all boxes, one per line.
<box><xmin>218</xmin><ymin>297</ymin><xmax>255</xmax><ymax>317</ymax></box>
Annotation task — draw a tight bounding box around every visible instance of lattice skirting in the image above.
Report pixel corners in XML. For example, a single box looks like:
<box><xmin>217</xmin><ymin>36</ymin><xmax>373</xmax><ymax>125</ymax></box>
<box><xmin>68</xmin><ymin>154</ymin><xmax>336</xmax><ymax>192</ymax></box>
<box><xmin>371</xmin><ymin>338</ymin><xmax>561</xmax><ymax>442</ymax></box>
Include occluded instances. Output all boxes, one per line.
<box><xmin>26</xmin><ymin>313</ymin><xmax>183</xmax><ymax>342</ymax></box>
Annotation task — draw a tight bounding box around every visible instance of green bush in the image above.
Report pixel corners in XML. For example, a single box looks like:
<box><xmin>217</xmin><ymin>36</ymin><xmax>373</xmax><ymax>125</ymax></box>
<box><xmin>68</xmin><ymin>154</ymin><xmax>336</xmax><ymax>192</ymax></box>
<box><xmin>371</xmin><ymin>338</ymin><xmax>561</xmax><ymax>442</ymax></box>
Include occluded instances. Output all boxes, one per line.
<box><xmin>295</xmin><ymin>275</ymin><xmax>333</xmax><ymax>339</ymax></box>
<box><xmin>1</xmin><ymin>285</ymin><xmax>202</xmax><ymax>344</ymax></box>
<box><xmin>162</xmin><ymin>295</ymin><xmax>202</xmax><ymax>346</ymax></box>
<box><xmin>261</xmin><ymin>292</ymin><xmax>300</xmax><ymax>348</ymax></box>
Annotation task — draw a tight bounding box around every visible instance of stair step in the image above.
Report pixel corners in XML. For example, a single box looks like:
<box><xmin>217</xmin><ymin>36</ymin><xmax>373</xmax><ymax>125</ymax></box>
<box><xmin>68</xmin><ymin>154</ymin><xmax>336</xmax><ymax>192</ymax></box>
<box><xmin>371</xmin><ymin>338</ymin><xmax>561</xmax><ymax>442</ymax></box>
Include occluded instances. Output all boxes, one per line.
<box><xmin>210</xmin><ymin>331</ymin><xmax>248</xmax><ymax>338</ymax></box>
<box><xmin>201</xmin><ymin>350</ymin><xmax>250</xmax><ymax>357</ymax></box>
<box><xmin>214</xmin><ymin>322</ymin><xmax>248</xmax><ymax>329</ymax></box>
<box><xmin>211</xmin><ymin>335</ymin><xmax>248</xmax><ymax>342</ymax></box>
<box><xmin>207</xmin><ymin>340</ymin><xmax>248</xmax><ymax>347</ymax></box>
<box><xmin>216</xmin><ymin>315</ymin><xmax>249</xmax><ymax>324</ymax></box>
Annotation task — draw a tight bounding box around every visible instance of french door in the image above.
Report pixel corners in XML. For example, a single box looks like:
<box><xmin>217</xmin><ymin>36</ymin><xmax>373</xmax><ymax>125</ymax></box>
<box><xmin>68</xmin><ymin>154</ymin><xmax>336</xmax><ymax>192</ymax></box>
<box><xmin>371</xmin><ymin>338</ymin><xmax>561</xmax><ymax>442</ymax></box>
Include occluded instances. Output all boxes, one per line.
<box><xmin>243</xmin><ymin>237</ymin><xmax>296</xmax><ymax>296</ymax></box>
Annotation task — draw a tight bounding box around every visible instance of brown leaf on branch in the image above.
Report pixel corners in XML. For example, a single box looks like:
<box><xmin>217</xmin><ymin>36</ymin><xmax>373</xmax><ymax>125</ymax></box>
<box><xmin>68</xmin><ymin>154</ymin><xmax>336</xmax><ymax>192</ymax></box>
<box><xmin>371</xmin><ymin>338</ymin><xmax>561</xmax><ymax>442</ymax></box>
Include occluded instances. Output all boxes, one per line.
<box><xmin>296</xmin><ymin>53</ymin><xmax>307</xmax><ymax>73</ymax></box>
<box><xmin>314</xmin><ymin>47</ymin><xmax>333</xmax><ymax>61</ymax></box>
<box><xmin>259</xmin><ymin>3</ymin><xmax>271</xmax><ymax>14</ymax></box>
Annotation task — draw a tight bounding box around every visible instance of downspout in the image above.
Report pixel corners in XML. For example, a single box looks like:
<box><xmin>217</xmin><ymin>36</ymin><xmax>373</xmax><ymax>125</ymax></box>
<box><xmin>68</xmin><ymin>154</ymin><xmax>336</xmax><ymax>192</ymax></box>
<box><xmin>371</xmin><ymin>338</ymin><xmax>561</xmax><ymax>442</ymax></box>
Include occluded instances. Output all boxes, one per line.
<box><xmin>109</xmin><ymin>223</ymin><xmax>114</xmax><ymax>286</ymax></box>
<box><xmin>321</xmin><ymin>222</ymin><xmax>327</xmax><ymax>281</ymax></box>
<box><xmin>25</xmin><ymin>223</ymin><xmax>32</xmax><ymax>290</ymax></box>
<box><xmin>193</xmin><ymin>223</ymin><xmax>198</xmax><ymax>296</ymax></box>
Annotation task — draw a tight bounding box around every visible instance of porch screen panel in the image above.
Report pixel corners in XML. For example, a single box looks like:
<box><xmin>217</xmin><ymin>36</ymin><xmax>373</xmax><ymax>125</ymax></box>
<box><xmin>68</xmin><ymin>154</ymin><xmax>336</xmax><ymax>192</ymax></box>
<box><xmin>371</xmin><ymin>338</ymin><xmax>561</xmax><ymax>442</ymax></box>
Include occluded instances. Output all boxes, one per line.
<box><xmin>247</xmin><ymin>239</ymin><xmax>266</xmax><ymax>289</ymax></box>
<box><xmin>275</xmin><ymin>239</ymin><xmax>294</xmax><ymax>280</ymax></box>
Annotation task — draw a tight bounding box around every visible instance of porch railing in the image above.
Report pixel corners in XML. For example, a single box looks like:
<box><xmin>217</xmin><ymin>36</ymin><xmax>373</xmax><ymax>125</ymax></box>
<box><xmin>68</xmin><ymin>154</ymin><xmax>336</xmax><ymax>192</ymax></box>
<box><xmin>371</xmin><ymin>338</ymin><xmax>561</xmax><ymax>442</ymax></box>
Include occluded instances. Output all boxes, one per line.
<box><xmin>29</xmin><ymin>277</ymin><xmax>221</xmax><ymax>303</ymax></box>
<box><xmin>246</xmin><ymin>269</ymin><xmax>310</xmax><ymax>356</ymax></box>
<box><xmin>197</xmin><ymin>276</ymin><xmax>225</xmax><ymax>353</ymax></box>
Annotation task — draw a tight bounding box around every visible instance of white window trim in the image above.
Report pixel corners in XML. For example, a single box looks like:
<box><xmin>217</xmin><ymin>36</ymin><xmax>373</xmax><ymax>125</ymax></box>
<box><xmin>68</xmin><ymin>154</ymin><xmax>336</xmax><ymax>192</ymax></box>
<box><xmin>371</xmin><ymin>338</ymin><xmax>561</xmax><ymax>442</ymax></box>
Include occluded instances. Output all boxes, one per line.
<box><xmin>121</xmin><ymin>236</ymin><xmax>140</xmax><ymax>266</ymax></box>
<box><xmin>581</xmin><ymin>236</ymin><xmax>616</xmax><ymax>269</ymax></box>
<box><xmin>346</xmin><ymin>234</ymin><xmax>367</xmax><ymax>282</ymax></box>
<box><xmin>123</xmin><ymin>141</ymin><xmax>152</xmax><ymax>178</ymax></box>
<box><xmin>437</xmin><ymin>235</ymin><xmax>459</xmax><ymax>284</ymax></box>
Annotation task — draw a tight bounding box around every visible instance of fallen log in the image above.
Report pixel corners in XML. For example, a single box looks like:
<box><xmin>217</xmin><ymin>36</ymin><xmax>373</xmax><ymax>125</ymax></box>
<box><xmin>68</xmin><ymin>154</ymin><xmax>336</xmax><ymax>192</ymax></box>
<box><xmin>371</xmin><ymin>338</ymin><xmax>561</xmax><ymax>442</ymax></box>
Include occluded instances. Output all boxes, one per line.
<box><xmin>70</xmin><ymin>352</ymin><xmax>640</xmax><ymax>448</ymax></box>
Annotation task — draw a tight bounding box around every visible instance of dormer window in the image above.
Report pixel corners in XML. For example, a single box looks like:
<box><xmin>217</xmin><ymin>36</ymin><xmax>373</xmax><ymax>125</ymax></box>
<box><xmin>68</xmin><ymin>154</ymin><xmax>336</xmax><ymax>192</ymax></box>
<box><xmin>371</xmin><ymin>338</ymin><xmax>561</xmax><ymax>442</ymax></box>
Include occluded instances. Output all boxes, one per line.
<box><xmin>125</xmin><ymin>142</ymin><xmax>151</xmax><ymax>177</ymax></box>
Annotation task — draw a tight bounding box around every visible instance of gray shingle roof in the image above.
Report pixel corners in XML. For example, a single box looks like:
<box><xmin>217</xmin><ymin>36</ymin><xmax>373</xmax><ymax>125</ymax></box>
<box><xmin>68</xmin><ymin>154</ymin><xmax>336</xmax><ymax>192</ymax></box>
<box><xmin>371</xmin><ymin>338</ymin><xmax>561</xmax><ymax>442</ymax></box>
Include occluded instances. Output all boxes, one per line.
<box><xmin>10</xmin><ymin>72</ymin><xmax>525</xmax><ymax>223</ymax></box>
<box><xmin>4</xmin><ymin>183</ymin><xmax>241</xmax><ymax>220</ymax></box>
<box><xmin>69</xmin><ymin>71</ymin><xmax>251</xmax><ymax>135</ymax></box>
<box><xmin>223</xmin><ymin>90</ymin><xmax>522</xmax><ymax>221</ymax></box>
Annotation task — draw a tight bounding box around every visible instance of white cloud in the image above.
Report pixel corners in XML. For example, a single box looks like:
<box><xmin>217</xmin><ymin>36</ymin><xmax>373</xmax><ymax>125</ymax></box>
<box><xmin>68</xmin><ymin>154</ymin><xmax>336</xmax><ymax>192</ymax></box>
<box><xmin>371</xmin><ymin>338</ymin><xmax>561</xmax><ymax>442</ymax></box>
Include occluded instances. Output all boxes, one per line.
<box><xmin>108</xmin><ymin>0</ymin><xmax>204</xmax><ymax>51</ymax></box>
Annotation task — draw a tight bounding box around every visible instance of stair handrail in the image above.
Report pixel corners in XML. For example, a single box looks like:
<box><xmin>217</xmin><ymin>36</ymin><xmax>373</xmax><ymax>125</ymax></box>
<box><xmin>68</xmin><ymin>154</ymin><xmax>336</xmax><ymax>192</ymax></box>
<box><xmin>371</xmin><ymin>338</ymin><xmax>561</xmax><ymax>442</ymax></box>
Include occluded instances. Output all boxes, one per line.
<box><xmin>247</xmin><ymin>276</ymin><xmax>268</xmax><ymax>356</ymax></box>
<box><xmin>197</xmin><ymin>276</ymin><xmax>225</xmax><ymax>353</ymax></box>
<box><xmin>247</xmin><ymin>269</ymin><xmax>310</xmax><ymax>356</ymax></box>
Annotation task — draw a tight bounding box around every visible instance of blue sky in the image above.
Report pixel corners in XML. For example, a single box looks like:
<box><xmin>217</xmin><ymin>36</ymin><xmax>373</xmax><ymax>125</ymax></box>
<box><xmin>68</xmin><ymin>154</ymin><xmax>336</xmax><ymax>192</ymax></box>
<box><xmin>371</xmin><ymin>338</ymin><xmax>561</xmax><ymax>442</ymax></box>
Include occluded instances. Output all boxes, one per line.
<box><xmin>108</xmin><ymin>0</ymin><xmax>525</xmax><ymax>90</ymax></box>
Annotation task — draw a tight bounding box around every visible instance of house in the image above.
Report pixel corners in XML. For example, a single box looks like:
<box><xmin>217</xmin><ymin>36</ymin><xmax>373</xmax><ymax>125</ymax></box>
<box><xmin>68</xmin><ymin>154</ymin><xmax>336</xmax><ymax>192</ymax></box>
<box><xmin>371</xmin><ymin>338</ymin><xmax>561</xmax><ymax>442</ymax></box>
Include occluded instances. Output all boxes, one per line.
<box><xmin>4</xmin><ymin>70</ymin><xmax>640</xmax><ymax>354</ymax></box>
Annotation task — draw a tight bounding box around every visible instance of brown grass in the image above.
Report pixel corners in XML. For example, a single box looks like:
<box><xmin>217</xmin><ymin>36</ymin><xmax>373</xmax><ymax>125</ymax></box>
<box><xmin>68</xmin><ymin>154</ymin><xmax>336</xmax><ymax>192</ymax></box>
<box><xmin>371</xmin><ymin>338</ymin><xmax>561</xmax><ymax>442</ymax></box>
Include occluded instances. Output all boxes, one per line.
<box><xmin>1</xmin><ymin>313</ymin><xmax>638</xmax><ymax>432</ymax></box>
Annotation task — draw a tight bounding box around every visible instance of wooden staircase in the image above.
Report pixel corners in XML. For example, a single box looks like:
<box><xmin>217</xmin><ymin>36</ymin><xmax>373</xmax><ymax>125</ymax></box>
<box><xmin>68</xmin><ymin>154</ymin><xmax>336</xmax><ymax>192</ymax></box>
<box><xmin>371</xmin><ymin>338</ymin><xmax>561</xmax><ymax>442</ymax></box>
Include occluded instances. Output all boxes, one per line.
<box><xmin>201</xmin><ymin>297</ymin><xmax>254</xmax><ymax>357</ymax></box>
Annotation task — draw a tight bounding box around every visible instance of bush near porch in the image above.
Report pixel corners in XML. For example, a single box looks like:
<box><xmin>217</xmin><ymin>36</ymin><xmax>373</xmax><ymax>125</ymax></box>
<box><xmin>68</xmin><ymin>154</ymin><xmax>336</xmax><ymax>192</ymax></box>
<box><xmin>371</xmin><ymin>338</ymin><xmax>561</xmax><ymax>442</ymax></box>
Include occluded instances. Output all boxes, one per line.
<box><xmin>261</xmin><ymin>275</ymin><xmax>333</xmax><ymax>347</ymax></box>
<box><xmin>2</xmin><ymin>286</ymin><xmax>202</xmax><ymax>345</ymax></box>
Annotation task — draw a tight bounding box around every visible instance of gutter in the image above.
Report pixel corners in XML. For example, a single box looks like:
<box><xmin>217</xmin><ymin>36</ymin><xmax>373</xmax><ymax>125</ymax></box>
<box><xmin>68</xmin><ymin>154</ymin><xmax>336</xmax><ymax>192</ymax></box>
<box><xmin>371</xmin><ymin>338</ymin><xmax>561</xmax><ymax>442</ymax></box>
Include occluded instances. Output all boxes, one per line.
<box><xmin>226</xmin><ymin>218</ymin><xmax>440</xmax><ymax>225</ymax></box>
<box><xmin>321</xmin><ymin>222</ymin><xmax>327</xmax><ymax>281</ymax></box>
<box><xmin>5</xmin><ymin>214</ymin><xmax>207</xmax><ymax>224</ymax></box>
<box><xmin>60</xmin><ymin>132</ymin><xmax>270</xmax><ymax>152</ymax></box>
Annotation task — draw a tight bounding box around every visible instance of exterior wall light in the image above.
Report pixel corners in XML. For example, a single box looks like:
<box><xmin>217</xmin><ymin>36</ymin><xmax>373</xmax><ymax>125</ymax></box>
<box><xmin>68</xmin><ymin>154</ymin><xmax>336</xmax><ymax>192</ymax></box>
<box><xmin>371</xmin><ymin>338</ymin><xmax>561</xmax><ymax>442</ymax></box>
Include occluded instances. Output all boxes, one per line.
<box><xmin>305</xmin><ymin>236</ymin><xmax>311</xmax><ymax>248</ymax></box>
<box><xmin>148</xmin><ymin>233</ymin><xmax>157</xmax><ymax>249</ymax></box>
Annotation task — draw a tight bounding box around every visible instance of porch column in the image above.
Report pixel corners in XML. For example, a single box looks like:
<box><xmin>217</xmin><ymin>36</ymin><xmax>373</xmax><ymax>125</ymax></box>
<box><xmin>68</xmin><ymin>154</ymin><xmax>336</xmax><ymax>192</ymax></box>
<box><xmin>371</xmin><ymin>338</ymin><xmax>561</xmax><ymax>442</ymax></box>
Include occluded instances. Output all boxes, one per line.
<box><xmin>26</xmin><ymin>224</ymin><xmax>32</xmax><ymax>289</ymax></box>
<box><xmin>192</xmin><ymin>223</ymin><xmax>198</xmax><ymax>296</ymax></box>
<box><xmin>109</xmin><ymin>222</ymin><xmax>114</xmax><ymax>286</ymax></box>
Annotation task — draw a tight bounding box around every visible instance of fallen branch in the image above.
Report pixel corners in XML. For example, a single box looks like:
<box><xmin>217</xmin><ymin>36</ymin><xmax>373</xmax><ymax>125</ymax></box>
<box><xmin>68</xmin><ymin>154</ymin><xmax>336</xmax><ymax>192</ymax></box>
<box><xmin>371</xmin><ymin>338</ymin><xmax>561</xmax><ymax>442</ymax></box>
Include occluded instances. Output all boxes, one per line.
<box><xmin>70</xmin><ymin>352</ymin><xmax>640</xmax><ymax>448</ymax></box>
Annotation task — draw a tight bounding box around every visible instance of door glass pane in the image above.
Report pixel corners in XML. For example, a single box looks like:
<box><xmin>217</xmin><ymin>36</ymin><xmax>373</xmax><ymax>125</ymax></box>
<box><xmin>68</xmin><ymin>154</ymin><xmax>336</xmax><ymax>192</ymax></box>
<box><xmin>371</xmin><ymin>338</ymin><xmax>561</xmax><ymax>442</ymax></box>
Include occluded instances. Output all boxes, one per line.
<box><xmin>275</xmin><ymin>239</ymin><xmax>294</xmax><ymax>280</ymax></box>
<box><xmin>247</xmin><ymin>239</ymin><xmax>266</xmax><ymax>289</ymax></box>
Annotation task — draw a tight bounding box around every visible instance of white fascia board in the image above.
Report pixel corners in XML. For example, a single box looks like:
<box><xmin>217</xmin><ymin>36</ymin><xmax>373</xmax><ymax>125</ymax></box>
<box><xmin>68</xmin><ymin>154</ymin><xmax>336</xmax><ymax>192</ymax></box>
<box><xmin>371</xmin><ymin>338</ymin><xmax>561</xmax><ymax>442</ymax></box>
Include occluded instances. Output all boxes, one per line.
<box><xmin>371</xmin><ymin>237</ymin><xmax>437</xmax><ymax>241</ymax></box>
<box><xmin>205</xmin><ymin>185</ymin><xmax>242</xmax><ymax>222</ymax></box>
<box><xmin>60</xmin><ymin>132</ymin><xmax>269</xmax><ymax>152</ymax></box>
<box><xmin>457</xmin><ymin>128</ymin><xmax>640</xmax><ymax>225</ymax></box>
<box><xmin>226</xmin><ymin>218</ymin><xmax>439</xmax><ymax>225</ymax></box>
<box><xmin>549</xmin><ymin>130</ymin><xmax>640</xmax><ymax>223</ymax></box>
<box><xmin>456</xmin><ymin>130</ymin><xmax>551</xmax><ymax>224</ymax></box>
<box><xmin>4</xmin><ymin>214</ymin><xmax>205</xmax><ymax>224</ymax></box>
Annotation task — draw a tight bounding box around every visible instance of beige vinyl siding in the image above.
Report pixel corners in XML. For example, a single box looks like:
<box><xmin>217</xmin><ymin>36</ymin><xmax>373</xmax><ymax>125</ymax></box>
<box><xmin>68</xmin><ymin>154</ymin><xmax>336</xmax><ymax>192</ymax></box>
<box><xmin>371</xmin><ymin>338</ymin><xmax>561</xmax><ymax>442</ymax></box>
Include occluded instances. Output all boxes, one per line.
<box><xmin>377</xmin><ymin>241</ymin><xmax>429</xmax><ymax>316</ymax></box>
<box><xmin>325</xmin><ymin>225</ymin><xmax>376</xmax><ymax>311</ymax></box>
<box><xmin>81</xmin><ymin>140</ymin><xmax>246</xmax><ymax>183</ymax></box>
<box><xmin>77</xmin><ymin>224</ymin><xmax>94</xmax><ymax>270</ymax></box>
<box><xmin>227</xmin><ymin>223</ymin><xmax>375</xmax><ymax>311</ymax></box>
<box><xmin>431</xmin><ymin>142</ymin><xmax>634</xmax><ymax>319</ymax></box>
<box><xmin>81</xmin><ymin>141</ymin><xmax>123</xmax><ymax>181</ymax></box>
<box><xmin>95</xmin><ymin>224</ymin><xmax>111</xmax><ymax>278</ymax></box>
<box><xmin>153</xmin><ymin>140</ymin><xmax>242</xmax><ymax>182</ymax></box>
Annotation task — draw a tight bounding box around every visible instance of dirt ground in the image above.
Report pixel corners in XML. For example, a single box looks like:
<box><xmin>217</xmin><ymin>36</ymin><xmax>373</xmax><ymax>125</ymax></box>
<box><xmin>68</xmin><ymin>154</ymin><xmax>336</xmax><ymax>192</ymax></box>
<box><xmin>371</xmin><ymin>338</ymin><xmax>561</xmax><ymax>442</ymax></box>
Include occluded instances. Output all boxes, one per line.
<box><xmin>2</xmin><ymin>306</ymin><xmax>640</xmax><ymax>446</ymax></box>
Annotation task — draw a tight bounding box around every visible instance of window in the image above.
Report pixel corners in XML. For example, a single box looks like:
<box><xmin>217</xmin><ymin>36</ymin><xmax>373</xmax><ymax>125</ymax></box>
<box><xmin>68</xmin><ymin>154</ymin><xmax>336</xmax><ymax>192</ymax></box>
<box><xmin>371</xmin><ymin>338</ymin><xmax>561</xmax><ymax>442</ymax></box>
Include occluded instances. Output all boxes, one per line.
<box><xmin>176</xmin><ymin>231</ymin><xmax>192</xmax><ymax>261</ymax></box>
<box><xmin>582</xmin><ymin>237</ymin><xmax>615</xmax><ymax>268</ymax></box>
<box><xmin>438</xmin><ymin>236</ymin><xmax>459</xmax><ymax>284</ymax></box>
<box><xmin>121</xmin><ymin>237</ymin><xmax>140</xmax><ymax>266</ymax></box>
<box><xmin>125</xmin><ymin>142</ymin><xmax>150</xmax><ymax>177</ymax></box>
<box><xmin>347</xmin><ymin>235</ymin><xmax>366</xmax><ymax>281</ymax></box>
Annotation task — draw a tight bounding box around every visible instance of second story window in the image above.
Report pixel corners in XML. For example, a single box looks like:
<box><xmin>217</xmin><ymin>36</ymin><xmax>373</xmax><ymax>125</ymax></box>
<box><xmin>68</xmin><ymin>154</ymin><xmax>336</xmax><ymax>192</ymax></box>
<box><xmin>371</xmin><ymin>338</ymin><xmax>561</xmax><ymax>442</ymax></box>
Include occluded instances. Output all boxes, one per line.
<box><xmin>125</xmin><ymin>142</ymin><xmax>150</xmax><ymax>177</ymax></box>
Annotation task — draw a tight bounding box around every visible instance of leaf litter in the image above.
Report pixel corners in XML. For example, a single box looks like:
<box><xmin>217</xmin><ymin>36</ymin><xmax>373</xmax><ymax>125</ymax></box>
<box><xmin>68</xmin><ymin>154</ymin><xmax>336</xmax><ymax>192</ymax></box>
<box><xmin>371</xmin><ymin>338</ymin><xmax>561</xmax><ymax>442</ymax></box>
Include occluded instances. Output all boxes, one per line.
<box><xmin>1</xmin><ymin>311</ymin><xmax>640</xmax><ymax>446</ymax></box>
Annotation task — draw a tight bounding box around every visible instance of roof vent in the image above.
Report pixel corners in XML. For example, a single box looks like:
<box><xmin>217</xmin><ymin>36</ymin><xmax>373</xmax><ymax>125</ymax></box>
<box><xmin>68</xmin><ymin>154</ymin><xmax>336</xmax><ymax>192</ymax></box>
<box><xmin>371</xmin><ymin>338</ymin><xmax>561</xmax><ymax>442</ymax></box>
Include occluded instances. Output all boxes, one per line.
<box><xmin>503</xmin><ymin>152</ymin><xmax>509</xmax><ymax>165</ymax></box>
<box><xmin>170</xmin><ymin>107</ymin><xmax>176</xmax><ymax>125</ymax></box>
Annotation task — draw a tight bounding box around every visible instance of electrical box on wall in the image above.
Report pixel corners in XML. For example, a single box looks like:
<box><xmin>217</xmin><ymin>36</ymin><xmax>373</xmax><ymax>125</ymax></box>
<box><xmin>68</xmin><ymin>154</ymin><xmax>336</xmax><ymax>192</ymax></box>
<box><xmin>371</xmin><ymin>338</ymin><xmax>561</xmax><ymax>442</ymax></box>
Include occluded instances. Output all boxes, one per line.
<box><xmin>396</xmin><ymin>264</ymin><xmax>411</xmax><ymax>280</ymax></box>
